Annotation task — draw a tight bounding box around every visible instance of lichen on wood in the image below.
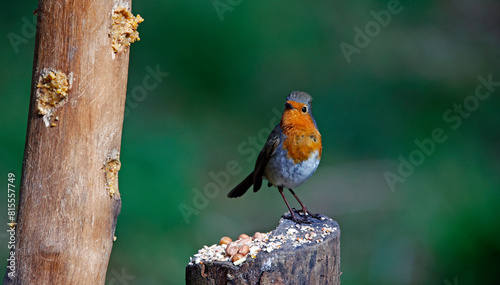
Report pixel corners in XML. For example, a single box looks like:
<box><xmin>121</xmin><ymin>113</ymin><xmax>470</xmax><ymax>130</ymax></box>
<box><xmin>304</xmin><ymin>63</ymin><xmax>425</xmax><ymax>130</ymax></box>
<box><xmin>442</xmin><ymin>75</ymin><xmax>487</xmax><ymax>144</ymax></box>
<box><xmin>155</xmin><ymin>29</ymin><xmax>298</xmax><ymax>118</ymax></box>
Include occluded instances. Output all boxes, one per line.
<box><xmin>110</xmin><ymin>7</ymin><xmax>144</xmax><ymax>53</ymax></box>
<box><xmin>36</xmin><ymin>69</ymin><xmax>71</xmax><ymax>126</ymax></box>
<box><xmin>105</xmin><ymin>150</ymin><xmax>121</xmax><ymax>198</ymax></box>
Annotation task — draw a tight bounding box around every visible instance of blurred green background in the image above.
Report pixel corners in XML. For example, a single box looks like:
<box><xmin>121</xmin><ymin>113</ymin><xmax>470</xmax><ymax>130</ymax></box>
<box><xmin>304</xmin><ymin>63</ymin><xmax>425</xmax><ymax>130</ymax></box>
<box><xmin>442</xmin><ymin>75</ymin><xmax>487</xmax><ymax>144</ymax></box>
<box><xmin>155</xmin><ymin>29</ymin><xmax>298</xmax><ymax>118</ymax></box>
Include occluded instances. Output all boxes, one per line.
<box><xmin>1</xmin><ymin>0</ymin><xmax>499</xmax><ymax>284</ymax></box>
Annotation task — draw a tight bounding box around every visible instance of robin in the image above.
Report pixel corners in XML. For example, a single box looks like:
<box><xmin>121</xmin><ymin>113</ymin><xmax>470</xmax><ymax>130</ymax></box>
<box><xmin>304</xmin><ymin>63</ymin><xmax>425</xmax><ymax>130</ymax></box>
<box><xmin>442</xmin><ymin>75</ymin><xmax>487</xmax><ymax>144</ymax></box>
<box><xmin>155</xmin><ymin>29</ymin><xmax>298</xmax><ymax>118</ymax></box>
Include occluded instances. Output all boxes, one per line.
<box><xmin>228</xmin><ymin>91</ymin><xmax>322</xmax><ymax>223</ymax></box>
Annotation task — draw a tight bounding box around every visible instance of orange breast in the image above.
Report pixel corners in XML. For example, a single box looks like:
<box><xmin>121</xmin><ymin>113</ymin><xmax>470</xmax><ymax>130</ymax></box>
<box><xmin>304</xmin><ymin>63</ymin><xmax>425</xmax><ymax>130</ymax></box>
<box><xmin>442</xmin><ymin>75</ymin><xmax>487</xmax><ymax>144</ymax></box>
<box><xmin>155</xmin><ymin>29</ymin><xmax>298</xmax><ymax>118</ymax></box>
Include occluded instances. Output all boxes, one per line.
<box><xmin>281</xmin><ymin>110</ymin><xmax>322</xmax><ymax>164</ymax></box>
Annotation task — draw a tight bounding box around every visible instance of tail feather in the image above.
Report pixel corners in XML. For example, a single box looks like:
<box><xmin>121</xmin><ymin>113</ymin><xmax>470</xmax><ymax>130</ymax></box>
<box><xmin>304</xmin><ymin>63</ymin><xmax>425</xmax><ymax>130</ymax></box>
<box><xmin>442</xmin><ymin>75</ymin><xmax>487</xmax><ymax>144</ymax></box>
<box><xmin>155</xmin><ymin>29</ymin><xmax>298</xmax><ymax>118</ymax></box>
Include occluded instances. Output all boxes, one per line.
<box><xmin>227</xmin><ymin>172</ymin><xmax>254</xmax><ymax>198</ymax></box>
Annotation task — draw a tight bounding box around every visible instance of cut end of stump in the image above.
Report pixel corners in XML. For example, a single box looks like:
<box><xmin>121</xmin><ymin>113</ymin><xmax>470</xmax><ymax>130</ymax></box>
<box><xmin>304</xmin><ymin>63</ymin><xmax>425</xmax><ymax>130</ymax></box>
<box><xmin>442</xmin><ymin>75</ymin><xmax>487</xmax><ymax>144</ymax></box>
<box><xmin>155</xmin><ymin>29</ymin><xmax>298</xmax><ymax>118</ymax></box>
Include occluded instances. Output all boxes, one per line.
<box><xmin>186</xmin><ymin>214</ymin><xmax>341</xmax><ymax>284</ymax></box>
<box><xmin>188</xmin><ymin>214</ymin><xmax>338</xmax><ymax>267</ymax></box>
<box><xmin>111</xmin><ymin>7</ymin><xmax>144</xmax><ymax>54</ymax></box>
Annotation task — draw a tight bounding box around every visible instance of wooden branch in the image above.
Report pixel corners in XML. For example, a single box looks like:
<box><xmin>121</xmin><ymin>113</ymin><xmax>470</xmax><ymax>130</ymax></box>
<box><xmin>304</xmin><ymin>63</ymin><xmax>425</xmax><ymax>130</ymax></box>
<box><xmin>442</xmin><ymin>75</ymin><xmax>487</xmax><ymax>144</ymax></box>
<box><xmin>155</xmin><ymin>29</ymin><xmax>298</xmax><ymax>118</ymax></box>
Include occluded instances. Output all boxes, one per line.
<box><xmin>186</xmin><ymin>214</ymin><xmax>341</xmax><ymax>284</ymax></box>
<box><xmin>4</xmin><ymin>0</ymin><xmax>142</xmax><ymax>283</ymax></box>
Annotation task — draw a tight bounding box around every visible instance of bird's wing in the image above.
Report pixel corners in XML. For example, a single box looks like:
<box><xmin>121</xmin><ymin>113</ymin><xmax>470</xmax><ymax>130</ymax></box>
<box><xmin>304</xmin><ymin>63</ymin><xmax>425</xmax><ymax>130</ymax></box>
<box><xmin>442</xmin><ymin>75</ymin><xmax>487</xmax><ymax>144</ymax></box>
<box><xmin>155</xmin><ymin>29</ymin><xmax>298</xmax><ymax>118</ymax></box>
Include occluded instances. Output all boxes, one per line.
<box><xmin>253</xmin><ymin>124</ymin><xmax>281</xmax><ymax>192</ymax></box>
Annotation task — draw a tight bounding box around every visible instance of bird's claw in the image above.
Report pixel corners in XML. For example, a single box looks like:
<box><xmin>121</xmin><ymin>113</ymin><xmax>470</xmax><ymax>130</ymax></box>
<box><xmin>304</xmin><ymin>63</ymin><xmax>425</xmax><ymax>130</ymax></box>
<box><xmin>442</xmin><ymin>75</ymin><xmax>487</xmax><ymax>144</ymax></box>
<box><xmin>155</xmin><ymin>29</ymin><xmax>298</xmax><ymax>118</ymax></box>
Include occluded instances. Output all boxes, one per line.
<box><xmin>284</xmin><ymin>210</ymin><xmax>312</xmax><ymax>224</ymax></box>
<box><xmin>292</xmin><ymin>208</ymin><xmax>322</xmax><ymax>220</ymax></box>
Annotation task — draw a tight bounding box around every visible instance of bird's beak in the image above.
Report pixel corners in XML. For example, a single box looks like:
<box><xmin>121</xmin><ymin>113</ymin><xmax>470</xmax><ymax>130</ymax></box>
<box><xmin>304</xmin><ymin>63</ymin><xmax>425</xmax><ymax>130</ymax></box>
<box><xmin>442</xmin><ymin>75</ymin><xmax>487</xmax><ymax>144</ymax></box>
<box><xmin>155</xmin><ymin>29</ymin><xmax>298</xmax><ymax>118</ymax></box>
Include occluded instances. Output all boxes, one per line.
<box><xmin>284</xmin><ymin>102</ymin><xmax>294</xmax><ymax>110</ymax></box>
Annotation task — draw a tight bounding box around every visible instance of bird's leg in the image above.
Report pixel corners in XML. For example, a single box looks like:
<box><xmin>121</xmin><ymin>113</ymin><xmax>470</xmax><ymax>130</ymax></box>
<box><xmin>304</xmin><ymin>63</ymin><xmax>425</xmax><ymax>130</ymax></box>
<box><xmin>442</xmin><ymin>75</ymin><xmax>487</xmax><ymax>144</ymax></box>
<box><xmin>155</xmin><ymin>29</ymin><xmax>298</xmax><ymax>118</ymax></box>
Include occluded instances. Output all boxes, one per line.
<box><xmin>278</xmin><ymin>186</ymin><xmax>309</xmax><ymax>223</ymax></box>
<box><xmin>288</xmin><ymin>189</ymin><xmax>321</xmax><ymax>219</ymax></box>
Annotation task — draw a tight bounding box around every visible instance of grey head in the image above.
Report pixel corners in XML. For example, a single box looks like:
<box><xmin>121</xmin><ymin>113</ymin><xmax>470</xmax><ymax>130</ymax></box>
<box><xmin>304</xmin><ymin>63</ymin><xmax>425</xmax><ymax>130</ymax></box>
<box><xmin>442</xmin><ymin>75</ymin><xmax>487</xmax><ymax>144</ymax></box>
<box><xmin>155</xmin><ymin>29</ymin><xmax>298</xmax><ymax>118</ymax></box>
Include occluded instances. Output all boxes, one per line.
<box><xmin>286</xmin><ymin>91</ymin><xmax>313</xmax><ymax>106</ymax></box>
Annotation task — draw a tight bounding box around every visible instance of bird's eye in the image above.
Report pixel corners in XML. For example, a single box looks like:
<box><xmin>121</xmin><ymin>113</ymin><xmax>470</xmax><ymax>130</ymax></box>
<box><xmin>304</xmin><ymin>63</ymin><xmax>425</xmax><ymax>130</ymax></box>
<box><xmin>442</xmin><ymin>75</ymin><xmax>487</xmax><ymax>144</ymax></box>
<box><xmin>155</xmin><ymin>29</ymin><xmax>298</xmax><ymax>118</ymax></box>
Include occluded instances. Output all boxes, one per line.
<box><xmin>301</xmin><ymin>106</ymin><xmax>307</xmax><ymax>113</ymax></box>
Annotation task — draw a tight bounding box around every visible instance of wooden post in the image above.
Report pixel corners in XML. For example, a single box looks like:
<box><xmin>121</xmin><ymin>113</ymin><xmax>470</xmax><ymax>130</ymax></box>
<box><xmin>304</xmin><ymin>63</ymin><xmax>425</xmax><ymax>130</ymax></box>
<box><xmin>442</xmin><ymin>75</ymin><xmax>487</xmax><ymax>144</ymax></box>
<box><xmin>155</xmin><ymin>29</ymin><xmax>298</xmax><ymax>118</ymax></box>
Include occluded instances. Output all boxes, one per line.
<box><xmin>186</xmin><ymin>214</ymin><xmax>341</xmax><ymax>284</ymax></box>
<box><xmin>4</xmin><ymin>0</ymin><xmax>142</xmax><ymax>283</ymax></box>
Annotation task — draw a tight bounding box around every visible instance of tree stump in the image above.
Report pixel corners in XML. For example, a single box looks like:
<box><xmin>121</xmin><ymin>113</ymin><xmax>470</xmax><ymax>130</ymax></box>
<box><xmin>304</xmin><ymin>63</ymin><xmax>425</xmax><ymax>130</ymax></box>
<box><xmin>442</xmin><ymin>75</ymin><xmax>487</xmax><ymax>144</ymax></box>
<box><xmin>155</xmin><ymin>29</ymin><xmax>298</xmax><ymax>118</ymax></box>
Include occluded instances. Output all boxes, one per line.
<box><xmin>186</xmin><ymin>214</ymin><xmax>341</xmax><ymax>284</ymax></box>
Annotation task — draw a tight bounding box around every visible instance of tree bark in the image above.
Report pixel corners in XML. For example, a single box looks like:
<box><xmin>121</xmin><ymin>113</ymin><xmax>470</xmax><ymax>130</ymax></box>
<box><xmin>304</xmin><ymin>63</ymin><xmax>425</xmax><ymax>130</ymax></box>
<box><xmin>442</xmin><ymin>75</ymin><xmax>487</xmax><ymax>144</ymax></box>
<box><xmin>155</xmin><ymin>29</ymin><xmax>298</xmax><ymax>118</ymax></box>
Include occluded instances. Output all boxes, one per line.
<box><xmin>186</xmin><ymin>214</ymin><xmax>341</xmax><ymax>285</ymax></box>
<box><xmin>4</xmin><ymin>0</ymin><xmax>136</xmax><ymax>283</ymax></box>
